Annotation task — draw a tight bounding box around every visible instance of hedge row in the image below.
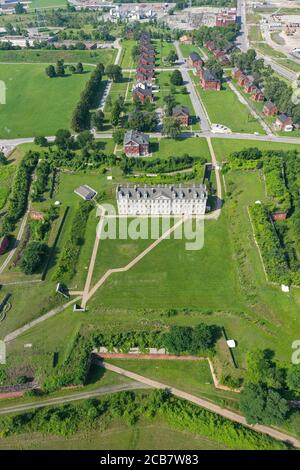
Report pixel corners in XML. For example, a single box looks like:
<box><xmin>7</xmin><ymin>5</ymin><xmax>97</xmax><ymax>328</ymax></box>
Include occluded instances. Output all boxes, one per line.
<box><xmin>0</xmin><ymin>151</ymin><xmax>39</xmax><ymax>236</ymax></box>
<box><xmin>249</xmin><ymin>204</ymin><xmax>290</xmax><ymax>284</ymax></box>
<box><xmin>263</xmin><ymin>156</ymin><xmax>290</xmax><ymax>212</ymax></box>
<box><xmin>53</xmin><ymin>201</ymin><xmax>93</xmax><ymax>282</ymax></box>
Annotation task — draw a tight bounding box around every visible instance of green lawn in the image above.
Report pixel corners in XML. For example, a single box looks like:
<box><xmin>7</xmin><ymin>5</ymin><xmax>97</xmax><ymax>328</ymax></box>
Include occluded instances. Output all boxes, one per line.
<box><xmin>248</xmin><ymin>25</ymin><xmax>263</xmax><ymax>42</ymax></box>
<box><xmin>29</xmin><ymin>0</ymin><xmax>67</xmax><ymax>9</ymax></box>
<box><xmin>0</xmin><ymin>418</ymin><xmax>228</xmax><ymax>450</ymax></box>
<box><xmin>0</xmin><ymin>48</ymin><xmax>116</xmax><ymax>65</ymax></box>
<box><xmin>0</xmin><ymin>64</ymin><xmax>93</xmax><ymax>138</ymax></box>
<box><xmin>191</xmin><ymin>73</ymin><xmax>264</xmax><ymax>134</ymax></box>
<box><xmin>276</xmin><ymin>59</ymin><xmax>300</xmax><ymax>73</ymax></box>
<box><xmin>254</xmin><ymin>42</ymin><xmax>287</xmax><ymax>59</ymax></box>
<box><xmin>106</xmin><ymin>359</ymin><xmax>238</xmax><ymax>405</ymax></box>
<box><xmin>179</xmin><ymin>44</ymin><xmax>203</xmax><ymax>59</ymax></box>
<box><xmin>119</xmin><ymin>39</ymin><xmax>136</xmax><ymax>68</ymax></box>
<box><xmin>150</xmin><ymin>137</ymin><xmax>211</xmax><ymax>160</ymax></box>
<box><xmin>211</xmin><ymin>138</ymin><xmax>300</xmax><ymax>161</ymax></box>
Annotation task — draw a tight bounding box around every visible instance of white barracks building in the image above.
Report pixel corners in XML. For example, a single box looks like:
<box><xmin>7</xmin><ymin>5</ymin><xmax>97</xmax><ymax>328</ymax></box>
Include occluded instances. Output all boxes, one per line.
<box><xmin>116</xmin><ymin>184</ymin><xmax>208</xmax><ymax>215</ymax></box>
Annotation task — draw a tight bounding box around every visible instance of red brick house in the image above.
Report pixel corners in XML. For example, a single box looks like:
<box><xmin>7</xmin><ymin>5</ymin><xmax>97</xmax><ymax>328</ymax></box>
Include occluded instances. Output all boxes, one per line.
<box><xmin>139</xmin><ymin>55</ymin><xmax>155</xmax><ymax>66</ymax></box>
<box><xmin>232</xmin><ymin>67</ymin><xmax>242</xmax><ymax>80</ymax></box>
<box><xmin>201</xmin><ymin>69</ymin><xmax>221</xmax><ymax>91</ymax></box>
<box><xmin>263</xmin><ymin>101</ymin><xmax>278</xmax><ymax>116</ymax></box>
<box><xmin>132</xmin><ymin>84</ymin><xmax>154</xmax><ymax>104</ymax></box>
<box><xmin>275</xmin><ymin>114</ymin><xmax>293</xmax><ymax>131</ymax></box>
<box><xmin>205</xmin><ymin>41</ymin><xmax>216</xmax><ymax>52</ymax></box>
<box><xmin>0</xmin><ymin>235</ymin><xmax>9</xmax><ymax>255</ymax></box>
<box><xmin>238</xmin><ymin>73</ymin><xmax>247</xmax><ymax>86</ymax></box>
<box><xmin>251</xmin><ymin>88</ymin><xmax>264</xmax><ymax>102</ymax></box>
<box><xmin>188</xmin><ymin>52</ymin><xmax>204</xmax><ymax>69</ymax></box>
<box><xmin>172</xmin><ymin>105</ymin><xmax>190</xmax><ymax>126</ymax></box>
<box><xmin>123</xmin><ymin>130</ymin><xmax>150</xmax><ymax>157</ymax></box>
<box><xmin>180</xmin><ymin>35</ymin><xmax>193</xmax><ymax>45</ymax></box>
<box><xmin>271</xmin><ymin>212</ymin><xmax>288</xmax><ymax>221</ymax></box>
<box><xmin>244</xmin><ymin>78</ymin><xmax>256</xmax><ymax>94</ymax></box>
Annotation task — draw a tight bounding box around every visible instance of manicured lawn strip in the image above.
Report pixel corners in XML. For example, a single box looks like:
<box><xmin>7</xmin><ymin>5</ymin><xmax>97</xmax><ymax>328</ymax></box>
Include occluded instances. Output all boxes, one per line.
<box><xmin>119</xmin><ymin>39</ymin><xmax>136</xmax><ymax>68</ymax></box>
<box><xmin>29</xmin><ymin>0</ymin><xmax>67</xmax><ymax>10</ymax></box>
<box><xmin>154</xmin><ymin>39</ymin><xmax>176</xmax><ymax>67</ymax></box>
<box><xmin>179</xmin><ymin>44</ymin><xmax>204</xmax><ymax>59</ymax></box>
<box><xmin>150</xmin><ymin>137</ymin><xmax>211</xmax><ymax>161</ymax></box>
<box><xmin>0</xmin><ymin>64</ymin><xmax>92</xmax><ymax>138</ymax></box>
<box><xmin>211</xmin><ymin>138</ymin><xmax>300</xmax><ymax>161</ymax></box>
<box><xmin>191</xmin><ymin>72</ymin><xmax>264</xmax><ymax>134</ymax></box>
<box><xmin>0</xmin><ymin>49</ymin><xmax>116</xmax><ymax>65</ymax></box>
<box><xmin>248</xmin><ymin>25</ymin><xmax>263</xmax><ymax>42</ymax></box>
<box><xmin>277</xmin><ymin>59</ymin><xmax>300</xmax><ymax>73</ymax></box>
<box><xmin>254</xmin><ymin>42</ymin><xmax>287</xmax><ymax>59</ymax></box>
<box><xmin>0</xmin><ymin>418</ymin><xmax>228</xmax><ymax>450</ymax></box>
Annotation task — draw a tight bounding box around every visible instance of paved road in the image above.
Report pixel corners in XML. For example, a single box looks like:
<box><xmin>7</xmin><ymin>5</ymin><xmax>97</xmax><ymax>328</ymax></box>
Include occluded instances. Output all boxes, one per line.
<box><xmin>0</xmin><ymin>382</ymin><xmax>149</xmax><ymax>416</ymax></box>
<box><xmin>100</xmin><ymin>361</ymin><xmax>300</xmax><ymax>449</ymax></box>
<box><xmin>174</xmin><ymin>41</ymin><xmax>210</xmax><ymax>132</ymax></box>
<box><xmin>236</xmin><ymin>0</ymin><xmax>297</xmax><ymax>82</ymax></box>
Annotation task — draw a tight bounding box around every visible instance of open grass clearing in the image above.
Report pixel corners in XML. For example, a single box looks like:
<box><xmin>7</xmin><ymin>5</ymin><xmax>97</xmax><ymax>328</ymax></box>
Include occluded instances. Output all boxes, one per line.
<box><xmin>0</xmin><ymin>48</ymin><xmax>116</xmax><ymax>65</ymax></box>
<box><xmin>0</xmin><ymin>64</ymin><xmax>93</xmax><ymax>138</ymax></box>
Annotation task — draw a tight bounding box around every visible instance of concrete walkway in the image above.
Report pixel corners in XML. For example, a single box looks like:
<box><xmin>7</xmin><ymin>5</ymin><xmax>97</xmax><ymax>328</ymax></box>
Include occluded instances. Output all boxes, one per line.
<box><xmin>100</xmin><ymin>361</ymin><xmax>300</xmax><ymax>449</ymax></box>
<box><xmin>0</xmin><ymin>382</ymin><xmax>149</xmax><ymax>416</ymax></box>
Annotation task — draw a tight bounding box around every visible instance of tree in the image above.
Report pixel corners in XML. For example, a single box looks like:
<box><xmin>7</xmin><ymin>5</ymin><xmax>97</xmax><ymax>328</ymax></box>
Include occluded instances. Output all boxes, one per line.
<box><xmin>55</xmin><ymin>129</ymin><xmax>72</xmax><ymax>150</ymax></box>
<box><xmin>206</xmin><ymin>58</ymin><xmax>223</xmax><ymax>80</ymax></box>
<box><xmin>163</xmin><ymin>95</ymin><xmax>176</xmax><ymax>116</ymax></box>
<box><xmin>76</xmin><ymin>130</ymin><xmax>94</xmax><ymax>148</ymax></box>
<box><xmin>286</xmin><ymin>365</ymin><xmax>300</xmax><ymax>393</ymax></box>
<box><xmin>170</xmin><ymin>69</ymin><xmax>183</xmax><ymax>86</ymax></box>
<box><xmin>191</xmin><ymin>323</ymin><xmax>214</xmax><ymax>353</ymax></box>
<box><xmin>131</xmin><ymin>45</ymin><xmax>140</xmax><ymax>63</ymax></box>
<box><xmin>164</xmin><ymin>326</ymin><xmax>193</xmax><ymax>354</ymax></box>
<box><xmin>0</xmin><ymin>151</ymin><xmax>7</xmax><ymax>165</ymax></box>
<box><xmin>55</xmin><ymin>60</ymin><xmax>65</xmax><ymax>77</ymax></box>
<box><xmin>166</xmin><ymin>50</ymin><xmax>178</xmax><ymax>65</ymax></box>
<box><xmin>105</xmin><ymin>64</ymin><xmax>123</xmax><ymax>82</ymax></box>
<box><xmin>240</xmin><ymin>383</ymin><xmax>288</xmax><ymax>426</ymax></box>
<box><xmin>91</xmin><ymin>110</ymin><xmax>104</xmax><ymax>130</ymax></box>
<box><xmin>113</xmin><ymin>128</ymin><xmax>125</xmax><ymax>145</ymax></box>
<box><xmin>34</xmin><ymin>136</ymin><xmax>48</xmax><ymax>147</ymax></box>
<box><xmin>245</xmin><ymin>349</ymin><xmax>284</xmax><ymax>389</ymax></box>
<box><xmin>15</xmin><ymin>2</ymin><xmax>25</xmax><ymax>14</ymax></box>
<box><xmin>162</xmin><ymin>117</ymin><xmax>182</xmax><ymax>139</ymax></box>
<box><xmin>76</xmin><ymin>62</ymin><xmax>84</xmax><ymax>74</ymax></box>
<box><xmin>69</xmin><ymin>65</ymin><xmax>76</xmax><ymax>74</ymax></box>
<box><xmin>45</xmin><ymin>65</ymin><xmax>56</xmax><ymax>78</ymax></box>
<box><xmin>20</xmin><ymin>242</ymin><xmax>48</xmax><ymax>275</ymax></box>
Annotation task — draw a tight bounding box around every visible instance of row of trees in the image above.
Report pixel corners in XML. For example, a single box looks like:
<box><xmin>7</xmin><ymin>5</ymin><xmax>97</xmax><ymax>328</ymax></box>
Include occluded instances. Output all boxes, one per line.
<box><xmin>71</xmin><ymin>62</ymin><xmax>104</xmax><ymax>132</ymax></box>
<box><xmin>0</xmin><ymin>151</ymin><xmax>39</xmax><ymax>237</ymax></box>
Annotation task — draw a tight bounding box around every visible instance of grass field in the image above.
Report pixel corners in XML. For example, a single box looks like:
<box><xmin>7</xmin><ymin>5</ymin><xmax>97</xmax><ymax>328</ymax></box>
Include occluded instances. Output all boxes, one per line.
<box><xmin>0</xmin><ymin>418</ymin><xmax>228</xmax><ymax>450</ymax></box>
<box><xmin>191</xmin><ymin>73</ymin><xmax>264</xmax><ymax>134</ymax></box>
<box><xmin>0</xmin><ymin>64</ymin><xmax>93</xmax><ymax>138</ymax></box>
<box><xmin>248</xmin><ymin>25</ymin><xmax>263</xmax><ymax>42</ymax></box>
<box><xmin>28</xmin><ymin>0</ymin><xmax>67</xmax><ymax>10</ymax></box>
<box><xmin>179</xmin><ymin>44</ymin><xmax>203</xmax><ymax>59</ymax></box>
<box><xmin>254</xmin><ymin>42</ymin><xmax>287</xmax><ymax>59</ymax></box>
<box><xmin>106</xmin><ymin>359</ymin><xmax>238</xmax><ymax>406</ymax></box>
<box><xmin>0</xmin><ymin>48</ymin><xmax>116</xmax><ymax>65</ymax></box>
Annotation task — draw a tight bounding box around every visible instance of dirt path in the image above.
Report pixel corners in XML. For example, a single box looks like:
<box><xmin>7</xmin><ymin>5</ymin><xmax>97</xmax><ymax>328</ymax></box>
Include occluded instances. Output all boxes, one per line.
<box><xmin>83</xmin><ymin>216</ymin><xmax>187</xmax><ymax>306</ymax></box>
<box><xmin>100</xmin><ymin>361</ymin><xmax>300</xmax><ymax>449</ymax></box>
<box><xmin>0</xmin><ymin>208</ymin><xmax>30</xmax><ymax>275</ymax></box>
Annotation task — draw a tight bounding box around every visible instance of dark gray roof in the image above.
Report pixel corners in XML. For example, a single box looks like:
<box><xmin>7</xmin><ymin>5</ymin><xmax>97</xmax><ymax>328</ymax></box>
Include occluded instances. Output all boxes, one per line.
<box><xmin>74</xmin><ymin>185</ymin><xmax>97</xmax><ymax>200</ymax></box>
<box><xmin>277</xmin><ymin>113</ymin><xmax>290</xmax><ymax>123</ymax></box>
<box><xmin>203</xmin><ymin>69</ymin><xmax>219</xmax><ymax>81</ymax></box>
<box><xmin>264</xmin><ymin>101</ymin><xmax>276</xmax><ymax>110</ymax></box>
<box><xmin>189</xmin><ymin>52</ymin><xmax>201</xmax><ymax>61</ymax></box>
<box><xmin>124</xmin><ymin>131</ymin><xmax>149</xmax><ymax>146</ymax></box>
<box><xmin>117</xmin><ymin>184</ymin><xmax>207</xmax><ymax>201</ymax></box>
<box><xmin>133</xmin><ymin>85</ymin><xmax>153</xmax><ymax>97</ymax></box>
<box><xmin>172</xmin><ymin>105</ymin><xmax>190</xmax><ymax>116</ymax></box>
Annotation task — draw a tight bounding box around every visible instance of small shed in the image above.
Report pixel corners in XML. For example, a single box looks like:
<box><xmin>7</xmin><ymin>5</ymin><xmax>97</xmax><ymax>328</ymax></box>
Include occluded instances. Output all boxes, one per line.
<box><xmin>74</xmin><ymin>185</ymin><xmax>97</xmax><ymax>201</ymax></box>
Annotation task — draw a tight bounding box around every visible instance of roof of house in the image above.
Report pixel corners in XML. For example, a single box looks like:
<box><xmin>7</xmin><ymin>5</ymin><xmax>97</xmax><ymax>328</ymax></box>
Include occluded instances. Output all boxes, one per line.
<box><xmin>133</xmin><ymin>85</ymin><xmax>153</xmax><ymax>97</ymax></box>
<box><xmin>124</xmin><ymin>130</ymin><xmax>149</xmax><ymax>146</ymax></box>
<box><xmin>189</xmin><ymin>52</ymin><xmax>201</xmax><ymax>61</ymax></box>
<box><xmin>277</xmin><ymin>113</ymin><xmax>292</xmax><ymax>123</ymax></box>
<box><xmin>172</xmin><ymin>105</ymin><xmax>190</xmax><ymax>117</ymax></box>
<box><xmin>74</xmin><ymin>185</ymin><xmax>97</xmax><ymax>200</ymax></box>
<box><xmin>117</xmin><ymin>184</ymin><xmax>207</xmax><ymax>201</ymax></box>
<box><xmin>264</xmin><ymin>101</ymin><xmax>276</xmax><ymax>110</ymax></box>
<box><xmin>203</xmin><ymin>69</ymin><xmax>219</xmax><ymax>82</ymax></box>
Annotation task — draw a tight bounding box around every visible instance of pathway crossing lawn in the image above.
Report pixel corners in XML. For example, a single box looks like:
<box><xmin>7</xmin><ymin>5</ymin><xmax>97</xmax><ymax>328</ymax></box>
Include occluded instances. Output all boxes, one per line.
<box><xmin>211</xmin><ymin>138</ymin><xmax>300</xmax><ymax>161</ymax></box>
<box><xmin>0</xmin><ymin>419</ymin><xmax>228</xmax><ymax>450</ymax></box>
<box><xmin>0</xmin><ymin>64</ymin><xmax>93</xmax><ymax>138</ymax></box>
<box><xmin>0</xmin><ymin>48</ymin><xmax>116</xmax><ymax>65</ymax></box>
<box><xmin>106</xmin><ymin>359</ymin><xmax>238</xmax><ymax>406</ymax></box>
<box><xmin>191</xmin><ymin>73</ymin><xmax>264</xmax><ymax>134</ymax></box>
